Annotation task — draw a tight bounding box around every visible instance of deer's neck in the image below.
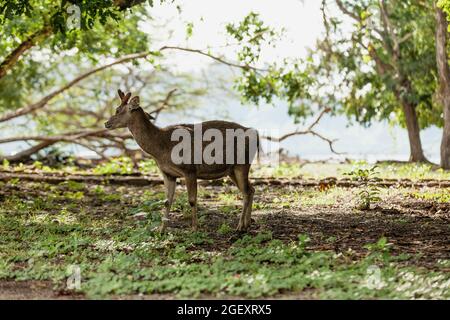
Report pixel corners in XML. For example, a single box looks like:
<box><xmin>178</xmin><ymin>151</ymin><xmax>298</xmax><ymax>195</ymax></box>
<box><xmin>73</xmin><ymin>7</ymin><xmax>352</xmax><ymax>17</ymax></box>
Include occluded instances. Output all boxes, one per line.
<box><xmin>127</xmin><ymin>111</ymin><xmax>166</xmax><ymax>159</ymax></box>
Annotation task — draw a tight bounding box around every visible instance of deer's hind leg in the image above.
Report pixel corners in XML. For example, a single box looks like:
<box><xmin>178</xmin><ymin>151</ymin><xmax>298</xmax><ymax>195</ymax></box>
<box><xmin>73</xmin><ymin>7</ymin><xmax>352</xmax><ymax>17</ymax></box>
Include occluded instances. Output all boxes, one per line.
<box><xmin>185</xmin><ymin>174</ymin><xmax>198</xmax><ymax>231</ymax></box>
<box><xmin>230</xmin><ymin>165</ymin><xmax>254</xmax><ymax>231</ymax></box>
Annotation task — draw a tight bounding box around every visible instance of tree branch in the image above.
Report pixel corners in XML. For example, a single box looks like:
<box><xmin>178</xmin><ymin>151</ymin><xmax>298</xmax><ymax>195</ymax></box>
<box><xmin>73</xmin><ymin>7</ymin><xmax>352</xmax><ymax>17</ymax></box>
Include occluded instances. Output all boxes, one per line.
<box><xmin>335</xmin><ymin>0</ymin><xmax>360</xmax><ymax>21</ymax></box>
<box><xmin>0</xmin><ymin>128</ymin><xmax>111</xmax><ymax>144</ymax></box>
<box><xmin>0</xmin><ymin>44</ymin><xmax>264</xmax><ymax>124</ymax></box>
<box><xmin>0</xmin><ymin>51</ymin><xmax>151</xmax><ymax>123</ymax></box>
<box><xmin>148</xmin><ymin>88</ymin><xmax>178</xmax><ymax>117</ymax></box>
<box><xmin>159</xmin><ymin>46</ymin><xmax>264</xmax><ymax>72</ymax></box>
<box><xmin>1</xmin><ymin>141</ymin><xmax>54</xmax><ymax>162</ymax></box>
<box><xmin>379</xmin><ymin>0</ymin><xmax>399</xmax><ymax>57</ymax></box>
<box><xmin>0</xmin><ymin>25</ymin><xmax>52</xmax><ymax>80</ymax></box>
<box><xmin>260</xmin><ymin>108</ymin><xmax>343</xmax><ymax>155</ymax></box>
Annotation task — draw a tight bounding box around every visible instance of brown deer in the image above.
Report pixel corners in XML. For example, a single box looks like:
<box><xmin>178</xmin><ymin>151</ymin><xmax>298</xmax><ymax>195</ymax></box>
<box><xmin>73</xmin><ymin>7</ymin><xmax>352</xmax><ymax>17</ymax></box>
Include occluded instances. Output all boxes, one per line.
<box><xmin>105</xmin><ymin>90</ymin><xmax>259</xmax><ymax>232</ymax></box>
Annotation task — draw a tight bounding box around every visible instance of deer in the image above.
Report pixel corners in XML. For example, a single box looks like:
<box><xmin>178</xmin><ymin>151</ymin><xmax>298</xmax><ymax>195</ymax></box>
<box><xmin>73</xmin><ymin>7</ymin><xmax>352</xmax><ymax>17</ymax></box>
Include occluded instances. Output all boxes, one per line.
<box><xmin>105</xmin><ymin>89</ymin><xmax>259</xmax><ymax>232</ymax></box>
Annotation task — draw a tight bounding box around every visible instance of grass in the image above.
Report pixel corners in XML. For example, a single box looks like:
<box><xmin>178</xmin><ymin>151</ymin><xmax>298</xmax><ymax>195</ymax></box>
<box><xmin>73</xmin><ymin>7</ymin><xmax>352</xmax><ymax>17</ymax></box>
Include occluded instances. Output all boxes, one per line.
<box><xmin>0</xmin><ymin>162</ymin><xmax>450</xmax><ymax>299</ymax></box>
<box><xmin>0</xmin><ymin>210</ymin><xmax>448</xmax><ymax>299</ymax></box>
<box><xmin>0</xmin><ymin>176</ymin><xmax>449</xmax><ymax>299</ymax></box>
<box><xmin>253</xmin><ymin>161</ymin><xmax>450</xmax><ymax>180</ymax></box>
<box><xmin>409</xmin><ymin>189</ymin><xmax>450</xmax><ymax>203</ymax></box>
<box><xmin>1</xmin><ymin>157</ymin><xmax>160</xmax><ymax>176</ymax></box>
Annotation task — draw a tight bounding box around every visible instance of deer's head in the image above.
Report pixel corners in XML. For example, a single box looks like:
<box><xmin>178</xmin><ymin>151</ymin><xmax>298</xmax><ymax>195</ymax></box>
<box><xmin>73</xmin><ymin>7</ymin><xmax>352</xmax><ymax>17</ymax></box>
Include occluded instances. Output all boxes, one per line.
<box><xmin>104</xmin><ymin>90</ymin><xmax>154</xmax><ymax>130</ymax></box>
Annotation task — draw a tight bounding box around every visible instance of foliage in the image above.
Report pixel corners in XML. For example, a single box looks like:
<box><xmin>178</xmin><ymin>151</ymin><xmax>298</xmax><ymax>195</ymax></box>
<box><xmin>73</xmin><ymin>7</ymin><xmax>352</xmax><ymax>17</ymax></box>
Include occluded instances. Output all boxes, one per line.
<box><xmin>0</xmin><ymin>1</ymin><xmax>221</xmax><ymax>162</ymax></box>
<box><xmin>409</xmin><ymin>189</ymin><xmax>450</xmax><ymax>203</ymax></box>
<box><xmin>0</xmin><ymin>3</ymin><xmax>151</xmax><ymax>112</ymax></box>
<box><xmin>226</xmin><ymin>12</ymin><xmax>277</xmax><ymax>66</ymax></box>
<box><xmin>90</xmin><ymin>157</ymin><xmax>161</xmax><ymax>176</ymax></box>
<box><xmin>438</xmin><ymin>0</ymin><xmax>450</xmax><ymax>29</ymax></box>
<box><xmin>137</xmin><ymin>159</ymin><xmax>159</xmax><ymax>174</ymax></box>
<box><xmin>309</xmin><ymin>0</ymin><xmax>440</xmax><ymax>129</ymax></box>
<box><xmin>0</xmin><ymin>0</ymin><xmax>155</xmax><ymax>33</ymax></box>
<box><xmin>345</xmin><ymin>165</ymin><xmax>381</xmax><ymax>210</ymax></box>
<box><xmin>217</xmin><ymin>222</ymin><xmax>233</xmax><ymax>235</ymax></box>
<box><xmin>92</xmin><ymin>157</ymin><xmax>134</xmax><ymax>175</ymax></box>
<box><xmin>227</xmin><ymin>2</ymin><xmax>442</xmax><ymax>129</ymax></box>
<box><xmin>225</xmin><ymin>12</ymin><xmax>316</xmax><ymax>121</ymax></box>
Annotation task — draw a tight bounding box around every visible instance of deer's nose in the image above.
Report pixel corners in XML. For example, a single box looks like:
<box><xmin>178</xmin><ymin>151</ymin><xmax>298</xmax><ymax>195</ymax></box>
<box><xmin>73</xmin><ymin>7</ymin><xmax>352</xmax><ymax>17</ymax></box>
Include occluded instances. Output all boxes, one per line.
<box><xmin>104</xmin><ymin>121</ymin><xmax>111</xmax><ymax>129</ymax></box>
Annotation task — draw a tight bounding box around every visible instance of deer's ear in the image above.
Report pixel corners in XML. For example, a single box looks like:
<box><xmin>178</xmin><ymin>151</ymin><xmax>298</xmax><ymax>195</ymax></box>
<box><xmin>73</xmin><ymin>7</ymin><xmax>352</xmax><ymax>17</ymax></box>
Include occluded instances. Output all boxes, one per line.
<box><xmin>129</xmin><ymin>96</ymin><xmax>140</xmax><ymax>111</ymax></box>
<box><xmin>118</xmin><ymin>89</ymin><xmax>125</xmax><ymax>99</ymax></box>
<box><xmin>130</xmin><ymin>96</ymin><xmax>139</xmax><ymax>105</ymax></box>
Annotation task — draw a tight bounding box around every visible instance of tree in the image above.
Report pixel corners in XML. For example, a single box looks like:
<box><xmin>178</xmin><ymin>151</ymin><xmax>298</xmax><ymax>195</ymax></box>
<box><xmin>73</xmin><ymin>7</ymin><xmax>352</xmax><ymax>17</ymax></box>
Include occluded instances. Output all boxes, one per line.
<box><xmin>435</xmin><ymin>0</ymin><xmax>450</xmax><ymax>169</ymax></box>
<box><xmin>0</xmin><ymin>5</ymin><xmax>264</xmax><ymax>163</ymax></box>
<box><xmin>0</xmin><ymin>7</ymin><xmax>340</xmax><ymax>162</ymax></box>
<box><xmin>0</xmin><ymin>0</ymin><xmax>150</xmax><ymax>80</ymax></box>
<box><xmin>225</xmin><ymin>4</ymin><xmax>442</xmax><ymax>163</ymax></box>
<box><xmin>438</xmin><ymin>0</ymin><xmax>450</xmax><ymax>19</ymax></box>
<box><xmin>0</xmin><ymin>2</ymin><xmax>153</xmax><ymax>117</ymax></box>
<box><xmin>0</xmin><ymin>64</ymin><xmax>210</xmax><ymax>163</ymax></box>
<box><xmin>303</xmin><ymin>0</ymin><xmax>440</xmax><ymax>163</ymax></box>
<box><xmin>0</xmin><ymin>1</ymin><xmax>215</xmax><ymax>163</ymax></box>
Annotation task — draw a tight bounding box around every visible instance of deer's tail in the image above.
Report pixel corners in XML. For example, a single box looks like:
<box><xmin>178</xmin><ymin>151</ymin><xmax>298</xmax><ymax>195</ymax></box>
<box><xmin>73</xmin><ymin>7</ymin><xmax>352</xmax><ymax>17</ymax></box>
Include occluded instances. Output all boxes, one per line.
<box><xmin>256</xmin><ymin>130</ymin><xmax>263</xmax><ymax>164</ymax></box>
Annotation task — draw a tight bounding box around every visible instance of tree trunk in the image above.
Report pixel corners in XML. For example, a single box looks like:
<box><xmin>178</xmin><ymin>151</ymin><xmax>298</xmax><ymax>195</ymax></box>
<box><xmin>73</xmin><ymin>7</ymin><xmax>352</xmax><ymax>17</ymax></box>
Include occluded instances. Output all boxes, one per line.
<box><xmin>435</xmin><ymin>6</ymin><xmax>450</xmax><ymax>169</ymax></box>
<box><xmin>401</xmin><ymin>101</ymin><xmax>428</xmax><ymax>162</ymax></box>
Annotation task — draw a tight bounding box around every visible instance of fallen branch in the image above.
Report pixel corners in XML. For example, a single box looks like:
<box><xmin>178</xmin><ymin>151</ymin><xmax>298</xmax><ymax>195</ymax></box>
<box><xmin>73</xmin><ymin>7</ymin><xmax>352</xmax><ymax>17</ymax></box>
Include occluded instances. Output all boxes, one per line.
<box><xmin>0</xmin><ymin>128</ymin><xmax>115</xmax><ymax>162</ymax></box>
<box><xmin>0</xmin><ymin>171</ymin><xmax>448</xmax><ymax>188</ymax></box>
<box><xmin>2</xmin><ymin>141</ymin><xmax>54</xmax><ymax>162</ymax></box>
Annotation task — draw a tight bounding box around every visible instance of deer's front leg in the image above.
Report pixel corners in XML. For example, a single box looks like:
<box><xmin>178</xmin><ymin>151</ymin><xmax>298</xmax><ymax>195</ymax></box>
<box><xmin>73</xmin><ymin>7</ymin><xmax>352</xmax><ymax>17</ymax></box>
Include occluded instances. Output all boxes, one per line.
<box><xmin>160</xmin><ymin>173</ymin><xmax>176</xmax><ymax>233</ymax></box>
<box><xmin>185</xmin><ymin>175</ymin><xmax>198</xmax><ymax>231</ymax></box>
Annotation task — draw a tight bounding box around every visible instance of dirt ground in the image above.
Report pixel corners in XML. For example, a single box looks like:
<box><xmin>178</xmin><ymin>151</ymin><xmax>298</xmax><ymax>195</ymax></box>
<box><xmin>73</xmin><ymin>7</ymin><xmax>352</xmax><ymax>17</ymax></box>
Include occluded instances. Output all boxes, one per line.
<box><xmin>175</xmin><ymin>185</ymin><xmax>450</xmax><ymax>268</ymax></box>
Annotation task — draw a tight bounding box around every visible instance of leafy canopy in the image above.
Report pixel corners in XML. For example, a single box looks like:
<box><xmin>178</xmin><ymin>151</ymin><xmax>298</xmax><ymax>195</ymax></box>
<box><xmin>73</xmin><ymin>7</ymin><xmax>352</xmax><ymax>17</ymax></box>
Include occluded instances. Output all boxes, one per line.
<box><xmin>0</xmin><ymin>0</ymin><xmax>152</xmax><ymax>112</ymax></box>
<box><xmin>227</xmin><ymin>2</ymin><xmax>443</xmax><ymax>129</ymax></box>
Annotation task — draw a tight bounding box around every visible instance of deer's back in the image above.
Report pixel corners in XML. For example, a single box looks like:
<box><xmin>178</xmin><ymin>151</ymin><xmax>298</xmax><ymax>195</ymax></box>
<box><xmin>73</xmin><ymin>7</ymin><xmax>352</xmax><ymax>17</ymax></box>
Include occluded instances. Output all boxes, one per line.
<box><xmin>156</xmin><ymin>120</ymin><xmax>257</xmax><ymax>179</ymax></box>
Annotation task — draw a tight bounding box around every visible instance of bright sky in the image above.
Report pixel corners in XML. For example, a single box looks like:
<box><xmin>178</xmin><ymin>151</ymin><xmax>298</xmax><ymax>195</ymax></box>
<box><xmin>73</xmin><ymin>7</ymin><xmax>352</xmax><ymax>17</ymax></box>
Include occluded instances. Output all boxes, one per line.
<box><xmin>146</xmin><ymin>0</ymin><xmax>324</xmax><ymax>71</ymax></box>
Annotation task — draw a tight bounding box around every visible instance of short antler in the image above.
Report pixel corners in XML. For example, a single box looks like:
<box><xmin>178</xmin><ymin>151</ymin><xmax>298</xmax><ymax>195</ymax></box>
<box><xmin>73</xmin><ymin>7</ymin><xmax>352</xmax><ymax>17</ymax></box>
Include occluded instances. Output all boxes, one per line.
<box><xmin>118</xmin><ymin>89</ymin><xmax>131</xmax><ymax>104</ymax></box>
